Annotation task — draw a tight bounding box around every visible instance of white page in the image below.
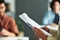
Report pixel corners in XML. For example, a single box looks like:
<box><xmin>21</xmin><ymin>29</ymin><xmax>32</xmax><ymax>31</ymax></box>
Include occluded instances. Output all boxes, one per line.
<box><xmin>19</xmin><ymin>13</ymin><xmax>52</xmax><ymax>36</ymax></box>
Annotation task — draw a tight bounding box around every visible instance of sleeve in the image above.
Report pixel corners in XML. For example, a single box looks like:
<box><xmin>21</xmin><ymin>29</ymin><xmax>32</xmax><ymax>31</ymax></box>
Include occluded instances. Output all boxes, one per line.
<box><xmin>43</xmin><ymin>12</ymin><xmax>50</xmax><ymax>25</ymax></box>
<box><xmin>9</xmin><ymin>18</ymin><xmax>19</xmax><ymax>36</ymax></box>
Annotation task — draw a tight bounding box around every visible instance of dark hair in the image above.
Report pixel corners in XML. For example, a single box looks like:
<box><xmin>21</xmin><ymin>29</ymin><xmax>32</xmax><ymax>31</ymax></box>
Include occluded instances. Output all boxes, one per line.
<box><xmin>0</xmin><ymin>0</ymin><xmax>5</xmax><ymax>4</ymax></box>
<box><xmin>50</xmin><ymin>0</ymin><xmax>60</xmax><ymax>10</ymax></box>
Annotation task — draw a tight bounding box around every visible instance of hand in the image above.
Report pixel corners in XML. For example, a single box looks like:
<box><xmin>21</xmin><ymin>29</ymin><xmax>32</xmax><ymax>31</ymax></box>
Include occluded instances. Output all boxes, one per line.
<box><xmin>33</xmin><ymin>27</ymin><xmax>47</xmax><ymax>40</ymax></box>
<box><xmin>42</xmin><ymin>27</ymin><xmax>49</xmax><ymax>32</ymax></box>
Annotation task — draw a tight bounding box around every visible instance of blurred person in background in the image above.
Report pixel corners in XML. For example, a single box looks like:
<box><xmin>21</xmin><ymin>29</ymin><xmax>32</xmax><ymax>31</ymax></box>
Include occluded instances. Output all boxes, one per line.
<box><xmin>33</xmin><ymin>0</ymin><xmax>60</xmax><ymax>40</ymax></box>
<box><xmin>0</xmin><ymin>0</ymin><xmax>19</xmax><ymax>37</ymax></box>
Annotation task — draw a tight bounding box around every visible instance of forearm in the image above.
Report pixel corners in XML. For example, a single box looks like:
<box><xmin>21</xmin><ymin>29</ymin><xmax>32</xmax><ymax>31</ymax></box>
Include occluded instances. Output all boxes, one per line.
<box><xmin>1</xmin><ymin>28</ymin><xmax>16</xmax><ymax>37</ymax></box>
<box><xmin>45</xmin><ymin>23</ymin><xmax>58</xmax><ymax>31</ymax></box>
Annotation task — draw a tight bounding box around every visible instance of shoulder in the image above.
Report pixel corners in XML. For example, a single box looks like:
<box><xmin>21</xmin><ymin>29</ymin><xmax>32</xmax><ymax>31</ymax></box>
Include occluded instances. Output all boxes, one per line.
<box><xmin>45</xmin><ymin>11</ymin><xmax>55</xmax><ymax>16</ymax></box>
<box><xmin>46</xmin><ymin>11</ymin><xmax>53</xmax><ymax>14</ymax></box>
<box><xmin>5</xmin><ymin>15</ymin><xmax>15</xmax><ymax>23</ymax></box>
<box><xmin>59</xmin><ymin>12</ymin><xmax>60</xmax><ymax>16</ymax></box>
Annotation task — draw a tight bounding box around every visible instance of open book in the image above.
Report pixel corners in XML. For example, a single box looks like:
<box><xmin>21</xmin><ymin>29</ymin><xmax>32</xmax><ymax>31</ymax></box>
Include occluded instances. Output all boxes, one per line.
<box><xmin>19</xmin><ymin>13</ymin><xmax>52</xmax><ymax>36</ymax></box>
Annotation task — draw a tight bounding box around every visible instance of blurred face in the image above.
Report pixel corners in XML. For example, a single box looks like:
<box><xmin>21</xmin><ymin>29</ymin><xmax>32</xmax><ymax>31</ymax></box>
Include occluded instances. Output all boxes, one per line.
<box><xmin>0</xmin><ymin>3</ymin><xmax>6</xmax><ymax>14</ymax></box>
<box><xmin>53</xmin><ymin>1</ymin><xmax>60</xmax><ymax>13</ymax></box>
